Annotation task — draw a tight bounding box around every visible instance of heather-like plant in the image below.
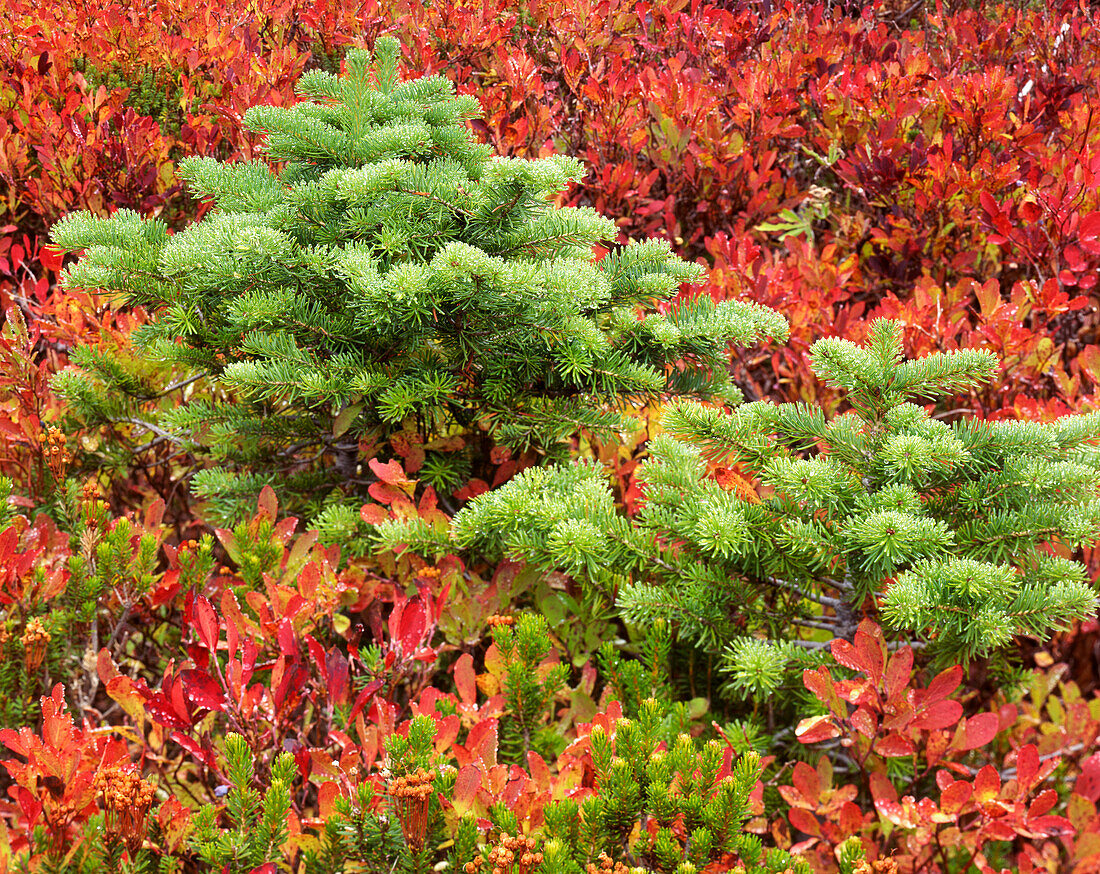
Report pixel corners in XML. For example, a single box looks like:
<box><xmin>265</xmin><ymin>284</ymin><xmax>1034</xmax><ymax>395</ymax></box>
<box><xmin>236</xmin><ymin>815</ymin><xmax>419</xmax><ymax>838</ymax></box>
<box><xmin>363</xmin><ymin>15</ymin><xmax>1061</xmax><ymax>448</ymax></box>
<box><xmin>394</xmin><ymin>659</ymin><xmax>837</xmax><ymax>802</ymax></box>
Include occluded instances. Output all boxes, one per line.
<box><xmin>415</xmin><ymin>320</ymin><xmax>1100</xmax><ymax>691</ymax></box>
<box><xmin>50</xmin><ymin>36</ymin><xmax>784</xmax><ymax>524</ymax></box>
<box><xmin>539</xmin><ymin>699</ymin><xmax>809</xmax><ymax>874</ymax></box>
<box><xmin>492</xmin><ymin>613</ymin><xmax>569</xmax><ymax>765</ymax></box>
<box><xmin>192</xmin><ymin>719</ymin><xmax>453</xmax><ymax>874</ymax></box>
<box><xmin>190</xmin><ymin>735</ymin><xmax>297</xmax><ymax>872</ymax></box>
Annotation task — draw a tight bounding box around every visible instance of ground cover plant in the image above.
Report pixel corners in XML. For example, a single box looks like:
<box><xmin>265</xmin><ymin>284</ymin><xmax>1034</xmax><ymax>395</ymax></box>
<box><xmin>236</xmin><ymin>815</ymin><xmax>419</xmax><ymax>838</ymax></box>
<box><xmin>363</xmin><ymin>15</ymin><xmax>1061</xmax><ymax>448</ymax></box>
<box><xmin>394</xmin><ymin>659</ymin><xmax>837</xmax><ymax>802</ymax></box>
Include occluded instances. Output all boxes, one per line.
<box><xmin>2</xmin><ymin>3</ymin><xmax>1100</xmax><ymax>873</ymax></box>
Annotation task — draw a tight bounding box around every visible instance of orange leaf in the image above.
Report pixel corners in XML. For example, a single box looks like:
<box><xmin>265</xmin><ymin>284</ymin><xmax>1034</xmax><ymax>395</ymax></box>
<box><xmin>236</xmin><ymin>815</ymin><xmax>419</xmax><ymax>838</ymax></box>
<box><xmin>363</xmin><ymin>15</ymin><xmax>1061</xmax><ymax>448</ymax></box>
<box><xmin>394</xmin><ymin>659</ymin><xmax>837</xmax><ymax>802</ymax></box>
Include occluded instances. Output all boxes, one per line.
<box><xmin>369</xmin><ymin>458</ymin><xmax>415</xmax><ymax>495</ymax></box>
<box><xmin>453</xmin><ymin>653</ymin><xmax>477</xmax><ymax>706</ymax></box>
<box><xmin>795</xmin><ymin>714</ymin><xmax>840</xmax><ymax>744</ymax></box>
<box><xmin>714</xmin><ymin>467</ymin><xmax>760</xmax><ymax>503</ymax></box>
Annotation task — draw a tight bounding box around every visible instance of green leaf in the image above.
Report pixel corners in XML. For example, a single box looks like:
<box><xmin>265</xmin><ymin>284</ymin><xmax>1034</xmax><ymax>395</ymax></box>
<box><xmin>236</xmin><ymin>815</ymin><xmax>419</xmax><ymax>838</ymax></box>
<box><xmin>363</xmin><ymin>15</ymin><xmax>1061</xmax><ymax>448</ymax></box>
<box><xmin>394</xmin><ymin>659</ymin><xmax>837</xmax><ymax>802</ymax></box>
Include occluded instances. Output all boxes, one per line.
<box><xmin>333</xmin><ymin>402</ymin><xmax>364</xmax><ymax>437</ymax></box>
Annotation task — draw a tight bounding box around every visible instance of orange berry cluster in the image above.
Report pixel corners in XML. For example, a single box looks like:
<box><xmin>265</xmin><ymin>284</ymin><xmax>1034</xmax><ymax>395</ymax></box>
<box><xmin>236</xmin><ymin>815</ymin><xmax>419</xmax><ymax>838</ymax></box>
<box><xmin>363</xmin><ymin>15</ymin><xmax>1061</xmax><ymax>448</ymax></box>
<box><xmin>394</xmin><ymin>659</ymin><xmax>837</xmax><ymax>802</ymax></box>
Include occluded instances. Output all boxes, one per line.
<box><xmin>465</xmin><ymin>833</ymin><xmax>543</xmax><ymax>874</ymax></box>
<box><xmin>487</xmin><ymin>614</ymin><xmax>515</xmax><ymax>629</ymax></box>
<box><xmin>43</xmin><ymin>795</ymin><xmax>81</xmax><ymax>849</ymax></box>
<box><xmin>95</xmin><ymin>765</ymin><xmax>157</xmax><ymax>856</ymax></box>
<box><xmin>20</xmin><ymin>617</ymin><xmax>50</xmax><ymax>671</ymax></box>
<box><xmin>853</xmin><ymin>860</ymin><xmax>899</xmax><ymax>874</ymax></box>
<box><xmin>391</xmin><ymin>767</ymin><xmax>434</xmax><ymax>801</ymax></box>
<box><xmin>585</xmin><ymin>853</ymin><xmax>629</xmax><ymax>874</ymax></box>
<box><xmin>418</xmin><ymin>565</ymin><xmax>442</xmax><ymax>582</ymax></box>
<box><xmin>79</xmin><ymin>479</ymin><xmax>111</xmax><ymax>522</ymax></box>
<box><xmin>391</xmin><ymin>768</ymin><xmax>434</xmax><ymax>850</ymax></box>
<box><xmin>38</xmin><ymin>426</ymin><xmax>71</xmax><ymax>479</ymax></box>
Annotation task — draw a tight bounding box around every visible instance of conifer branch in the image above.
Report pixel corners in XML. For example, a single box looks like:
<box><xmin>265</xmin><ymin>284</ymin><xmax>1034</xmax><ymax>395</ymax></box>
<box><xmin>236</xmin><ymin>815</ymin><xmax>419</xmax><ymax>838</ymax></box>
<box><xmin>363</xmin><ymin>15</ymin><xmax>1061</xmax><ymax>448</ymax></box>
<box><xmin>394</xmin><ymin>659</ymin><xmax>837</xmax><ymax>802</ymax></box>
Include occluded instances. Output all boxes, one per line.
<box><xmin>445</xmin><ymin>318</ymin><xmax>1100</xmax><ymax>689</ymax></box>
<box><xmin>154</xmin><ymin>373</ymin><xmax>205</xmax><ymax>397</ymax></box>
<box><xmin>391</xmin><ymin>186</ymin><xmax>476</xmax><ymax>217</ymax></box>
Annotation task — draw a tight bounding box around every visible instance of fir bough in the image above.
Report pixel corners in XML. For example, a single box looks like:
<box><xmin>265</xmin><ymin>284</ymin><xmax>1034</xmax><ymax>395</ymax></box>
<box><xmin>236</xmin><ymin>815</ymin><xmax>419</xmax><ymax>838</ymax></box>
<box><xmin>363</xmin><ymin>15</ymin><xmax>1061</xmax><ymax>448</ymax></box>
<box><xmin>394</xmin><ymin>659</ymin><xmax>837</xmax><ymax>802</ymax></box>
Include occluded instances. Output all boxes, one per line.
<box><xmin>425</xmin><ymin>320</ymin><xmax>1100</xmax><ymax>681</ymax></box>
<box><xmin>51</xmin><ymin>37</ymin><xmax>784</xmax><ymax>523</ymax></box>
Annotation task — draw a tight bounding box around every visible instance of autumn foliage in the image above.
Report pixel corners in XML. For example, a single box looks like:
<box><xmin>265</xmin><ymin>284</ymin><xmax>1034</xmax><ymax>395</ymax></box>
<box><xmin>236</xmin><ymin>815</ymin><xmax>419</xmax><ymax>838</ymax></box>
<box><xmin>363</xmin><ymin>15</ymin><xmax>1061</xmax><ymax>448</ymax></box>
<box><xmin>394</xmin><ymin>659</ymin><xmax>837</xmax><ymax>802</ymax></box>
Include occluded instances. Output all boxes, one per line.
<box><xmin>2</xmin><ymin>0</ymin><xmax>1100</xmax><ymax>872</ymax></box>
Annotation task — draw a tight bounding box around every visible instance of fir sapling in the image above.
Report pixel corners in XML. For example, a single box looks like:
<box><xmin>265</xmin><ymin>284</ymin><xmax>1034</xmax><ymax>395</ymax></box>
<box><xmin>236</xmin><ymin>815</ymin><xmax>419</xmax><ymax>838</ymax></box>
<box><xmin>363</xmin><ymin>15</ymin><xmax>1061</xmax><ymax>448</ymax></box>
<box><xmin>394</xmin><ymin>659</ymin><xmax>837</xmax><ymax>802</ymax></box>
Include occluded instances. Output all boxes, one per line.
<box><xmin>417</xmin><ymin>320</ymin><xmax>1100</xmax><ymax>690</ymax></box>
<box><xmin>50</xmin><ymin>37</ymin><xmax>785</xmax><ymax>524</ymax></box>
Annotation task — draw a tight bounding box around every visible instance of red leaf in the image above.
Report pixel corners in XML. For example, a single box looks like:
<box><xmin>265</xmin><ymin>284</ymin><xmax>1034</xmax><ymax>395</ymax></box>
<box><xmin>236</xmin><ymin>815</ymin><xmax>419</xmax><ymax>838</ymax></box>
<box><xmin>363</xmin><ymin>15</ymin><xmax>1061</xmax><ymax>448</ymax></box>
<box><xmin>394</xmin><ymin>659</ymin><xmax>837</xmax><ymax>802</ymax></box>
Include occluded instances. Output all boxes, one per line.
<box><xmin>216</xmin><ymin>528</ymin><xmax>242</xmax><ymax>564</ymax></box>
<box><xmin>171</xmin><ymin>731</ymin><xmax>217</xmax><ymax>770</ymax></box>
<box><xmin>39</xmin><ymin>246</ymin><xmax>64</xmax><ymax>273</ymax></box>
<box><xmin>257</xmin><ymin>486</ymin><xmax>278</xmax><ymax>520</ymax></box>
<box><xmin>852</xmin><ymin>619</ymin><xmax>885</xmax><ymax>685</ymax></box>
<box><xmin>883</xmin><ymin>645</ymin><xmax>913</xmax><ymax>703</ymax></box>
<box><xmin>1025</xmin><ymin>814</ymin><xmax>1073</xmax><ymax>837</ymax></box>
<box><xmin>955</xmin><ymin>712</ymin><xmax>999</xmax><ymax>751</ymax></box>
<box><xmin>849</xmin><ymin>705</ymin><xmax>878</xmax><ymax>738</ymax></box>
<box><xmin>393</xmin><ymin>596</ymin><xmax>427</xmax><ymax>655</ymax></box>
<box><xmin>143</xmin><ymin>693</ymin><xmax>191</xmax><ymax>730</ymax></box>
<box><xmin>802</xmin><ymin>666</ymin><xmax>845</xmax><ymax>715</ymax></box>
<box><xmin>180</xmin><ymin>670</ymin><xmax>225</xmax><ymax>714</ymax></box>
<box><xmin>360</xmin><ymin>503</ymin><xmax>388</xmax><ymax>524</ymax></box>
<box><xmin>795</xmin><ymin>714</ymin><xmax>840</xmax><ymax>744</ymax></box>
<box><xmin>1079</xmin><ymin>210</ymin><xmax>1100</xmax><ymax>240</ymax></box>
<box><xmin>869</xmin><ymin>770</ymin><xmax>898</xmax><ymax>804</ymax></box>
<box><xmin>276</xmin><ymin>619</ymin><xmax>299</xmax><ymax>658</ymax></box>
<box><xmin>1075</xmin><ymin>753</ymin><xmax>1100</xmax><ymax>802</ymax></box>
<box><xmin>1019</xmin><ymin>200</ymin><xmax>1042</xmax><ymax>224</ymax></box>
<box><xmin>830</xmin><ymin>639</ymin><xmax>863</xmax><ymax>673</ymax></box>
<box><xmin>792</xmin><ymin>761</ymin><xmax>820</xmax><ymax>804</ymax></box>
<box><xmin>979</xmin><ymin>189</ymin><xmax>1001</xmax><ymax>219</ymax></box>
<box><xmin>1016</xmin><ymin>744</ymin><xmax>1040</xmax><ymax>792</ymax></box>
<box><xmin>940</xmin><ymin>780</ymin><xmax>972</xmax><ymax>815</ymax></box>
<box><xmin>923</xmin><ymin>665</ymin><xmax>963</xmax><ymax>703</ymax></box>
<box><xmin>973</xmin><ymin>764</ymin><xmax>1000</xmax><ymax>801</ymax></box>
<box><xmin>876</xmin><ymin>733</ymin><xmax>916</xmax><ymax>757</ymax></box>
<box><xmin>839</xmin><ymin>801</ymin><xmax>864</xmax><ymax>834</ymax></box>
<box><xmin>369</xmin><ymin>458</ymin><xmax>410</xmax><ymax>486</ymax></box>
<box><xmin>453</xmin><ymin>764</ymin><xmax>481</xmax><ymax>809</ymax></box>
<box><xmin>433</xmin><ymin>714</ymin><xmax>460</xmax><ymax>752</ymax></box>
<box><xmin>975</xmin><ymin>278</ymin><xmax>1001</xmax><ymax>318</ymax></box>
<box><xmin>326</xmin><ymin>650</ymin><xmax>349</xmax><ymax>702</ymax></box>
<box><xmin>96</xmin><ymin>648</ymin><xmax>121</xmax><ymax>686</ymax></box>
<box><xmin>347</xmin><ymin>679</ymin><xmax>383</xmax><ymax>725</ymax></box>
<box><xmin>192</xmin><ymin>594</ymin><xmax>219</xmax><ymax>654</ymax></box>
<box><xmin>454</xmin><ymin>653</ymin><xmax>477</xmax><ymax>705</ymax></box>
<box><xmin>1029</xmin><ymin>788</ymin><xmax>1058</xmax><ymax>819</ymax></box>
<box><xmin>453</xmin><ymin>479</ymin><xmax>490</xmax><ymax>501</ymax></box>
<box><xmin>714</xmin><ymin>467</ymin><xmax>759</xmax><ymax>502</ymax></box>
<box><xmin>467</xmin><ymin>719</ymin><xmax>498</xmax><ymax>768</ymax></box>
<box><xmin>368</xmin><ymin>481</ymin><xmax>411</xmax><ymax>506</ymax></box>
<box><xmin>788</xmin><ymin>808</ymin><xmax>822</xmax><ymax>837</ymax></box>
<box><xmin>912</xmin><ymin>699</ymin><xmax>963</xmax><ymax>731</ymax></box>
<box><xmin>527</xmin><ymin>751</ymin><xmax>551</xmax><ymax>792</ymax></box>
<box><xmin>318</xmin><ymin>781</ymin><xmax>340</xmax><ymax>819</ymax></box>
<box><xmin>0</xmin><ymin>728</ymin><xmax>25</xmax><ymax>757</ymax></box>
<box><xmin>144</xmin><ymin>498</ymin><xmax>166</xmax><ymax>530</ymax></box>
